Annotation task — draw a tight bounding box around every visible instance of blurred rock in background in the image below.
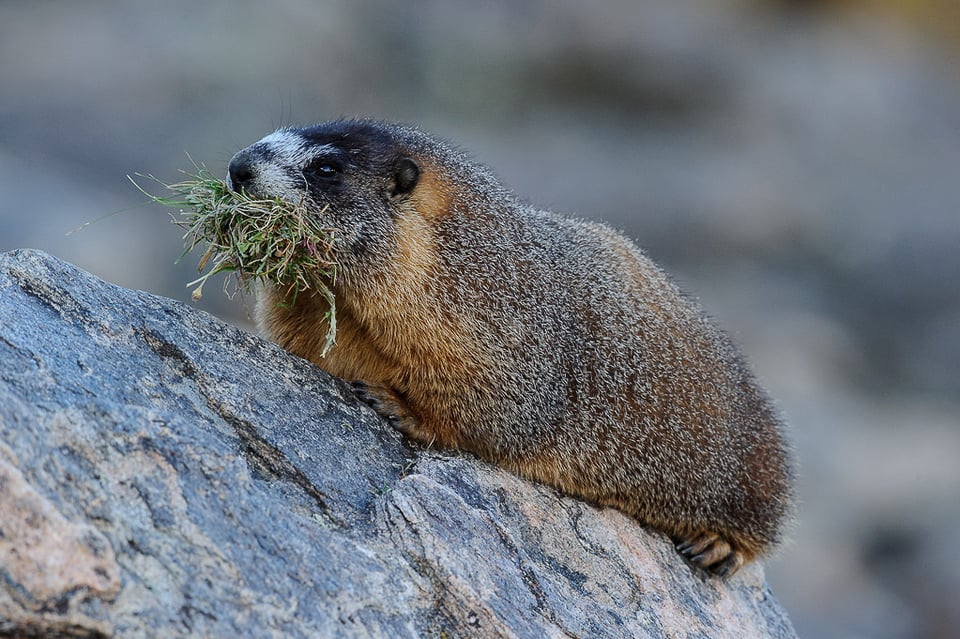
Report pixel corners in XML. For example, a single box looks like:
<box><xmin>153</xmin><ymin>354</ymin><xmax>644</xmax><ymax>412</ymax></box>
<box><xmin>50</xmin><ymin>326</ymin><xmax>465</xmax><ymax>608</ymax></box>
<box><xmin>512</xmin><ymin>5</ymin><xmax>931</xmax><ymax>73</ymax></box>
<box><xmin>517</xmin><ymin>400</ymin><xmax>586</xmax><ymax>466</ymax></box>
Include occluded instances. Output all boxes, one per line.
<box><xmin>1</xmin><ymin>1</ymin><xmax>957</xmax><ymax>637</ymax></box>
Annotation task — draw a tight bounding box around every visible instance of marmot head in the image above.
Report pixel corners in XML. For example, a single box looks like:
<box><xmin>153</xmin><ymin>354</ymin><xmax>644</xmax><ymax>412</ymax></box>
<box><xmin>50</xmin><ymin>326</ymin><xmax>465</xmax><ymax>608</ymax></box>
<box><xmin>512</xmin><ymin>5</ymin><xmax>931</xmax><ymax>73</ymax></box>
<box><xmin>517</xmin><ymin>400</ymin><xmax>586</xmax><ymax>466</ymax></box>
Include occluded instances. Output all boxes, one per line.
<box><xmin>226</xmin><ymin>119</ymin><xmax>425</xmax><ymax>276</ymax></box>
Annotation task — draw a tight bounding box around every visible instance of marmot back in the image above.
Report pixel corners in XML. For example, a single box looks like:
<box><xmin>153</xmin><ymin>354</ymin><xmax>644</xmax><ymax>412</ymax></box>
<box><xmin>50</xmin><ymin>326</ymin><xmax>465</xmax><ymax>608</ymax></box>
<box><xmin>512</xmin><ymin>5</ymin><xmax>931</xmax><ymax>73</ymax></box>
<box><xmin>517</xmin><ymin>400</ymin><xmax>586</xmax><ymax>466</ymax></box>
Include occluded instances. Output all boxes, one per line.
<box><xmin>227</xmin><ymin>119</ymin><xmax>795</xmax><ymax>577</ymax></box>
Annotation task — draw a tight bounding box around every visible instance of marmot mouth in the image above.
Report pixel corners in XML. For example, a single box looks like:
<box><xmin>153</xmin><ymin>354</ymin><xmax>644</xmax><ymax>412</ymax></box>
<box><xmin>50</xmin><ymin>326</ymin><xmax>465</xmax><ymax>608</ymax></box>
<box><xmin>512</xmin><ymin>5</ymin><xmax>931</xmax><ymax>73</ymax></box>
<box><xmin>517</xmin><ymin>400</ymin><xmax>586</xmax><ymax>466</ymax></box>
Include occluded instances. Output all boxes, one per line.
<box><xmin>224</xmin><ymin>174</ymin><xmax>266</xmax><ymax>202</ymax></box>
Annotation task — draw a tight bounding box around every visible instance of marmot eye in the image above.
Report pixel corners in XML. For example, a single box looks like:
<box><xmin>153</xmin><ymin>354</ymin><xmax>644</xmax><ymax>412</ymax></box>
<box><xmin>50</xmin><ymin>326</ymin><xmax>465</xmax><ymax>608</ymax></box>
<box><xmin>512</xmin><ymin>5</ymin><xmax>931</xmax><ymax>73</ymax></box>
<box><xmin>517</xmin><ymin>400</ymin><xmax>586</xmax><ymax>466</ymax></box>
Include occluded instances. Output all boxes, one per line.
<box><xmin>307</xmin><ymin>162</ymin><xmax>340</xmax><ymax>179</ymax></box>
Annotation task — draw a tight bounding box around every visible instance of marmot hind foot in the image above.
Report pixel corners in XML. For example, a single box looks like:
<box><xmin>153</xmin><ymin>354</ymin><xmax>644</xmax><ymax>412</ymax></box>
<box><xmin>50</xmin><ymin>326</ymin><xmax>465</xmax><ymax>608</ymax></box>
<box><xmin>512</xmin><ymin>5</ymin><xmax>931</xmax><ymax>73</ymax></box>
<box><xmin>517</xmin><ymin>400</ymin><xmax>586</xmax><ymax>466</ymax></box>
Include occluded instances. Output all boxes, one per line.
<box><xmin>675</xmin><ymin>531</ymin><xmax>745</xmax><ymax>577</ymax></box>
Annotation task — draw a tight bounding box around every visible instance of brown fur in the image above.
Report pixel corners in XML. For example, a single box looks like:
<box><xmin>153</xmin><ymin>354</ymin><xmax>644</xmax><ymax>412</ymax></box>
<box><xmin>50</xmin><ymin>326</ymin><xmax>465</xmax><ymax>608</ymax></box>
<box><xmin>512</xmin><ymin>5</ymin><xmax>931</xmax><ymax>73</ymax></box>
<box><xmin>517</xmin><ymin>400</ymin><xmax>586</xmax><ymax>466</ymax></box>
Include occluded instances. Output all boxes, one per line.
<box><xmin>233</xmin><ymin>119</ymin><xmax>795</xmax><ymax>577</ymax></box>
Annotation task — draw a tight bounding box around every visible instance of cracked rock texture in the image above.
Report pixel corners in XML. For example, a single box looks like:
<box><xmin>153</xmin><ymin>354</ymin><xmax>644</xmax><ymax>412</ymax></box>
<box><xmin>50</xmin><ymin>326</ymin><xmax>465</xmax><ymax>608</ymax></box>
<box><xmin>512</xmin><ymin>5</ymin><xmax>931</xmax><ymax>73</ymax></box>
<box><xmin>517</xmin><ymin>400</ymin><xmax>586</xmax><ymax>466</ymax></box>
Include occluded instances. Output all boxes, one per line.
<box><xmin>0</xmin><ymin>249</ymin><xmax>796</xmax><ymax>638</ymax></box>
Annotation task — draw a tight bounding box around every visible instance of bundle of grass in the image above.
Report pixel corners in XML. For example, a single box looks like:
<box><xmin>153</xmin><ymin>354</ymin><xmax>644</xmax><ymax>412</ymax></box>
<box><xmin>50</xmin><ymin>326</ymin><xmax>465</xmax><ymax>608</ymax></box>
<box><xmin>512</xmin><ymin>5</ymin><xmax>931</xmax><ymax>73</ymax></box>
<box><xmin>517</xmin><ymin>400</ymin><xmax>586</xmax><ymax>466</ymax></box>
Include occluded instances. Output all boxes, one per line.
<box><xmin>133</xmin><ymin>163</ymin><xmax>339</xmax><ymax>356</ymax></box>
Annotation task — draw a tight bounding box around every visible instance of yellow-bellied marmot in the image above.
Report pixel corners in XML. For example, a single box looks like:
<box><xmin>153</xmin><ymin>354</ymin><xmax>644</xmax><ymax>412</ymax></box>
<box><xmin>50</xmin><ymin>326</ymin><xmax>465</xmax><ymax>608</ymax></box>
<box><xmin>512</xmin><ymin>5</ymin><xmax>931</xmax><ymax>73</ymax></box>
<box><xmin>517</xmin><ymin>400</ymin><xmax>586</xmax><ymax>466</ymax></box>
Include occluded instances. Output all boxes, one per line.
<box><xmin>226</xmin><ymin>119</ymin><xmax>794</xmax><ymax>577</ymax></box>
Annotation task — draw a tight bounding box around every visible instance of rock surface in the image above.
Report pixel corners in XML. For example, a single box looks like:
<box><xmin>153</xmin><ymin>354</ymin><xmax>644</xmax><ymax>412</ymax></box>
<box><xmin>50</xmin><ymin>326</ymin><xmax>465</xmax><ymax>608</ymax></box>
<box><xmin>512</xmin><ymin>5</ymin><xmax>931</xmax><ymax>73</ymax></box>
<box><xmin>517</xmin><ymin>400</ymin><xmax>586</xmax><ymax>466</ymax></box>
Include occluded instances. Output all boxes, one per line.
<box><xmin>0</xmin><ymin>249</ymin><xmax>796</xmax><ymax>638</ymax></box>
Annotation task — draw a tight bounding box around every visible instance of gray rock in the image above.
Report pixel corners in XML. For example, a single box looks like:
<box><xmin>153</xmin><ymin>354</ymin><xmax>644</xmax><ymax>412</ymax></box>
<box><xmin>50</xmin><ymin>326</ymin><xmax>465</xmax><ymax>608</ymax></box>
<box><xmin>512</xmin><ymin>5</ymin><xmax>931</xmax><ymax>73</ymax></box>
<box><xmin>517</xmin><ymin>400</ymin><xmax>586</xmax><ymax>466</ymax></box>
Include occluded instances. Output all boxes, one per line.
<box><xmin>0</xmin><ymin>249</ymin><xmax>796</xmax><ymax>638</ymax></box>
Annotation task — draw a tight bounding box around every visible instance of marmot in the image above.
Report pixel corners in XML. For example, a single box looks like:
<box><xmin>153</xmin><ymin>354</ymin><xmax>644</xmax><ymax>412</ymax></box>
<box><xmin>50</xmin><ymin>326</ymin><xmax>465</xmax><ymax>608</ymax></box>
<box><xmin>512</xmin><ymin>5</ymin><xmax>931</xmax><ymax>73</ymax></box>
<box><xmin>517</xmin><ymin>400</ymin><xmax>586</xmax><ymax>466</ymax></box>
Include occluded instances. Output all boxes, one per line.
<box><xmin>226</xmin><ymin>119</ymin><xmax>794</xmax><ymax>577</ymax></box>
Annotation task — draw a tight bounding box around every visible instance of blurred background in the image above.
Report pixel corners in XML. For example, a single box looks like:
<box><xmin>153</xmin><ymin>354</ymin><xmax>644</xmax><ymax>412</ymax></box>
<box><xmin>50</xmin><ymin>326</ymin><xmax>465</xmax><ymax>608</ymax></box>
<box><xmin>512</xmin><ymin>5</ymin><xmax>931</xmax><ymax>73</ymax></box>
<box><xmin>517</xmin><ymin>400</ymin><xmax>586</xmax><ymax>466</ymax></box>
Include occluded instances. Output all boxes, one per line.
<box><xmin>2</xmin><ymin>1</ymin><xmax>958</xmax><ymax>636</ymax></box>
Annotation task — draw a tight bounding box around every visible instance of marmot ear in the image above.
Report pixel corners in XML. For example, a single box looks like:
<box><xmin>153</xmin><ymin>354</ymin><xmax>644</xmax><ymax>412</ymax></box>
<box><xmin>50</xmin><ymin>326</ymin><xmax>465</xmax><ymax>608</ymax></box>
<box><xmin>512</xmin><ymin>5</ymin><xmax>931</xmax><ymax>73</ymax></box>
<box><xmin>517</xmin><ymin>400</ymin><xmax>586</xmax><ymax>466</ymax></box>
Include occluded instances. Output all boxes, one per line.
<box><xmin>390</xmin><ymin>157</ymin><xmax>420</xmax><ymax>198</ymax></box>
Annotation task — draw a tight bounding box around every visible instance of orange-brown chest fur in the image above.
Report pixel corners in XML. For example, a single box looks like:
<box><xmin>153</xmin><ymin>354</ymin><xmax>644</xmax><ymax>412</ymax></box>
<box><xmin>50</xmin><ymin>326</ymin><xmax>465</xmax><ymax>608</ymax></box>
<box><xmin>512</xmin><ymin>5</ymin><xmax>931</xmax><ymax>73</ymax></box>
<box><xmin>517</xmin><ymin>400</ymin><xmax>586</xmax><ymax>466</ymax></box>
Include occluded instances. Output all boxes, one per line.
<box><xmin>254</xmin><ymin>167</ymin><xmax>494</xmax><ymax>446</ymax></box>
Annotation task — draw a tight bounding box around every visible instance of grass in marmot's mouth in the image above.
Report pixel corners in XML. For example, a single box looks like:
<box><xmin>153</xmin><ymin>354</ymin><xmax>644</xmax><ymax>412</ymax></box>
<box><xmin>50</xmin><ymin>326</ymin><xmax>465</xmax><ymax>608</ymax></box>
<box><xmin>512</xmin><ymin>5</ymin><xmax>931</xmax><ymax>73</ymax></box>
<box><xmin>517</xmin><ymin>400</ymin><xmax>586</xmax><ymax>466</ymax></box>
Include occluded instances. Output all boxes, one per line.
<box><xmin>131</xmin><ymin>161</ymin><xmax>338</xmax><ymax>356</ymax></box>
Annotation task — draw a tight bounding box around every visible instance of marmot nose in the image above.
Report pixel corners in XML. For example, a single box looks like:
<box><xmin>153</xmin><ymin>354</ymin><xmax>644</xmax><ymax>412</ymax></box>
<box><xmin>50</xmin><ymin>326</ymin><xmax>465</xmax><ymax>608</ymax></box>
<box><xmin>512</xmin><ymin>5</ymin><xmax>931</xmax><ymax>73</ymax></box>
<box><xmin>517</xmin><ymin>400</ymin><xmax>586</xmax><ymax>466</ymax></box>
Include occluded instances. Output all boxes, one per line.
<box><xmin>226</xmin><ymin>152</ymin><xmax>255</xmax><ymax>193</ymax></box>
